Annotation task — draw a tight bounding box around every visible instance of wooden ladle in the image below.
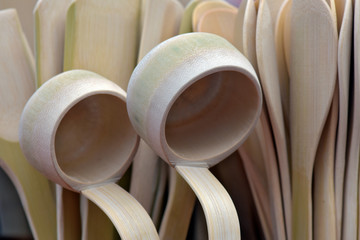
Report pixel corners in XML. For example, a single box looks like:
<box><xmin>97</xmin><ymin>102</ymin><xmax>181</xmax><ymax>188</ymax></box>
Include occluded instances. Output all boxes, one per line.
<box><xmin>19</xmin><ymin>70</ymin><xmax>159</xmax><ymax>240</ymax></box>
<box><xmin>127</xmin><ymin>32</ymin><xmax>262</xmax><ymax>239</ymax></box>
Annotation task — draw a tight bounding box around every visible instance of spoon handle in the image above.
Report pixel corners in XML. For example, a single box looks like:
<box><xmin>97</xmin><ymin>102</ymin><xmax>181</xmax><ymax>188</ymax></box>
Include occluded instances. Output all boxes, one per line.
<box><xmin>81</xmin><ymin>183</ymin><xmax>159</xmax><ymax>240</ymax></box>
<box><xmin>176</xmin><ymin>165</ymin><xmax>241</xmax><ymax>240</ymax></box>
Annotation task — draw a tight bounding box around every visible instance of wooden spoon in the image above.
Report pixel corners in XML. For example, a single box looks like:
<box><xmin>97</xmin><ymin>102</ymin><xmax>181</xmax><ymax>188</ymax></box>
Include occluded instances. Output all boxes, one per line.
<box><xmin>34</xmin><ymin>1</ymin><xmax>81</xmax><ymax>240</ymax></box>
<box><xmin>334</xmin><ymin>0</ymin><xmax>352</xmax><ymax>238</ymax></box>
<box><xmin>234</xmin><ymin>1</ymin><xmax>274</xmax><ymax>238</ymax></box>
<box><xmin>0</xmin><ymin>9</ymin><xmax>56</xmax><ymax>240</ymax></box>
<box><xmin>128</xmin><ymin>32</ymin><xmax>262</xmax><ymax>240</ymax></box>
<box><xmin>313</xmin><ymin>83</ymin><xmax>338</xmax><ymax>240</ymax></box>
<box><xmin>256</xmin><ymin>0</ymin><xmax>291</xmax><ymax>238</ymax></box>
<box><xmin>275</xmin><ymin>0</ymin><xmax>291</xmax><ymax>133</ymax></box>
<box><xmin>192</xmin><ymin>0</ymin><xmax>235</xmax><ymax>31</ymax></box>
<box><xmin>19</xmin><ymin>70</ymin><xmax>159</xmax><ymax>240</ymax></box>
<box><xmin>342</xmin><ymin>0</ymin><xmax>359</xmax><ymax>238</ymax></box>
<box><xmin>289</xmin><ymin>0</ymin><xmax>337</xmax><ymax>239</ymax></box>
<box><xmin>197</xmin><ymin>7</ymin><xmax>237</xmax><ymax>44</ymax></box>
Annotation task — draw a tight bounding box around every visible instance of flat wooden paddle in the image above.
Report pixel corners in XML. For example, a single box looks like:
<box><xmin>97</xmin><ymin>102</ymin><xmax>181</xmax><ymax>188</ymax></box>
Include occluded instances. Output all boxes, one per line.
<box><xmin>0</xmin><ymin>9</ymin><xmax>56</xmax><ymax>240</ymax></box>
<box><xmin>34</xmin><ymin>1</ymin><xmax>81</xmax><ymax>240</ymax></box>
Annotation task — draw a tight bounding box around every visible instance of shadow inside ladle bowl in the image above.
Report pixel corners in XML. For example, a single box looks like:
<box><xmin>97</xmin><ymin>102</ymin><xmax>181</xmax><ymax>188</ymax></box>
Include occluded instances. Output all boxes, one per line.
<box><xmin>54</xmin><ymin>93</ymin><xmax>137</xmax><ymax>186</ymax></box>
<box><xmin>164</xmin><ymin>70</ymin><xmax>261</xmax><ymax>166</ymax></box>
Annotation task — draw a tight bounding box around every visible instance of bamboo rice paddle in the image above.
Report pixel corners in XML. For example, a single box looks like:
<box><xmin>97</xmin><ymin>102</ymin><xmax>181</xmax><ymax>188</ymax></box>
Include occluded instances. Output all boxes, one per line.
<box><xmin>192</xmin><ymin>0</ymin><xmax>235</xmax><ymax>31</ymax></box>
<box><xmin>334</xmin><ymin>0</ymin><xmax>352</xmax><ymax>238</ymax></box>
<box><xmin>130</xmin><ymin>0</ymin><xmax>183</xmax><ymax>220</ymax></box>
<box><xmin>342</xmin><ymin>0</ymin><xmax>359</xmax><ymax>238</ymax></box>
<box><xmin>0</xmin><ymin>9</ymin><xmax>56</xmax><ymax>240</ymax></box>
<box><xmin>289</xmin><ymin>0</ymin><xmax>337</xmax><ymax>239</ymax></box>
<box><xmin>313</xmin><ymin>84</ymin><xmax>338</xmax><ymax>240</ymax></box>
<box><xmin>19</xmin><ymin>70</ymin><xmax>159</xmax><ymax>240</ymax></box>
<box><xmin>34</xmin><ymin>1</ymin><xmax>82</xmax><ymax>239</ymax></box>
<box><xmin>127</xmin><ymin>33</ymin><xmax>262</xmax><ymax>240</ymax></box>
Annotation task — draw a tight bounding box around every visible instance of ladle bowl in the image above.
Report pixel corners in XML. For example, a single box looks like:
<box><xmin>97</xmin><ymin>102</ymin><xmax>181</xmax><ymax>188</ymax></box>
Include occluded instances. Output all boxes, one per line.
<box><xmin>19</xmin><ymin>70</ymin><xmax>159</xmax><ymax>240</ymax></box>
<box><xmin>127</xmin><ymin>32</ymin><xmax>262</xmax><ymax>239</ymax></box>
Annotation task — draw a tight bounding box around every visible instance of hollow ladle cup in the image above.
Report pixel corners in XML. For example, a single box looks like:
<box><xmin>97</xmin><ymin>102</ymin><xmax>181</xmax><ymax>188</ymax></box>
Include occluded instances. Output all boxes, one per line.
<box><xmin>19</xmin><ymin>70</ymin><xmax>159</xmax><ymax>240</ymax></box>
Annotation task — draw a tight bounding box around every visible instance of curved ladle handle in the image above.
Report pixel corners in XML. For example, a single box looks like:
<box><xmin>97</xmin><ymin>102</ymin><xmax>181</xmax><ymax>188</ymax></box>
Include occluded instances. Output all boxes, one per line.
<box><xmin>176</xmin><ymin>166</ymin><xmax>241</xmax><ymax>239</ymax></box>
<box><xmin>81</xmin><ymin>183</ymin><xmax>159</xmax><ymax>240</ymax></box>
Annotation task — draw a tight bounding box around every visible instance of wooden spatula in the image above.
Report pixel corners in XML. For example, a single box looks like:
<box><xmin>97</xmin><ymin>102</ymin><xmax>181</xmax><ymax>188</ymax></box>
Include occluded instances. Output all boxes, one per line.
<box><xmin>0</xmin><ymin>9</ymin><xmax>56</xmax><ymax>240</ymax></box>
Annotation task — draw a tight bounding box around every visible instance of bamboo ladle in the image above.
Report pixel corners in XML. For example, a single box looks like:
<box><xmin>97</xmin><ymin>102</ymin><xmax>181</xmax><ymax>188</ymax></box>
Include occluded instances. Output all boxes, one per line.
<box><xmin>290</xmin><ymin>0</ymin><xmax>337</xmax><ymax>239</ymax></box>
<box><xmin>127</xmin><ymin>32</ymin><xmax>262</xmax><ymax>239</ymax></box>
<box><xmin>19</xmin><ymin>70</ymin><xmax>159</xmax><ymax>240</ymax></box>
<box><xmin>0</xmin><ymin>9</ymin><xmax>56</xmax><ymax>240</ymax></box>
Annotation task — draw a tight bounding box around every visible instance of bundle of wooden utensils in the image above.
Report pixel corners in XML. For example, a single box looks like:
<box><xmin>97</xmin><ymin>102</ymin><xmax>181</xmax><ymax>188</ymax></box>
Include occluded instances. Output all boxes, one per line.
<box><xmin>0</xmin><ymin>0</ymin><xmax>357</xmax><ymax>239</ymax></box>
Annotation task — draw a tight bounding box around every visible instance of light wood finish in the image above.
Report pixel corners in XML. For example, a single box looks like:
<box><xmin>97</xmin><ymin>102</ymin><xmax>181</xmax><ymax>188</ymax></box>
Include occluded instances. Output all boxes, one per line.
<box><xmin>63</xmin><ymin>1</ymin><xmax>141</xmax><ymax>237</ymax></box>
<box><xmin>128</xmin><ymin>33</ymin><xmax>262</xmax><ymax>239</ymax></box>
<box><xmin>130</xmin><ymin>0</ymin><xmax>183</xmax><ymax>221</ymax></box>
<box><xmin>256</xmin><ymin>1</ymin><xmax>290</xmax><ymax>238</ymax></box>
<box><xmin>34</xmin><ymin>2</ymin><xmax>81</xmax><ymax>239</ymax></box>
<box><xmin>0</xmin><ymin>9</ymin><xmax>56</xmax><ymax>240</ymax></box>
<box><xmin>342</xmin><ymin>0</ymin><xmax>360</xmax><ymax>238</ymax></box>
<box><xmin>335</xmin><ymin>0</ymin><xmax>352</xmax><ymax>238</ymax></box>
<box><xmin>335</xmin><ymin>0</ymin><xmax>346</xmax><ymax>30</ymax></box>
<box><xmin>313</xmin><ymin>84</ymin><xmax>338</xmax><ymax>240</ymax></box>
<box><xmin>290</xmin><ymin>0</ymin><xmax>337</xmax><ymax>239</ymax></box>
<box><xmin>197</xmin><ymin>8</ymin><xmax>237</xmax><ymax>44</ymax></box>
<box><xmin>19</xmin><ymin>70</ymin><xmax>159</xmax><ymax>240</ymax></box>
<box><xmin>177</xmin><ymin>166</ymin><xmax>240</xmax><ymax>239</ymax></box>
<box><xmin>82</xmin><ymin>183</ymin><xmax>159</xmax><ymax>240</ymax></box>
<box><xmin>192</xmin><ymin>1</ymin><xmax>234</xmax><ymax>31</ymax></box>
<box><xmin>275</xmin><ymin>0</ymin><xmax>291</xmax><ymax>132</ymax></box>
<box><xmin>63</xmin><ymin>0</ymin><xmax>140</xmax><ymax>91</ymax></box>
<box><xmin>234</xmin><ymin>1</ymin><xmax>274</xmax><ymax>238</ymax></box>
<box><xmin>178</xmin><ymin>0</ymin><xmax>201</xmax><ymax>33</ymax></box>
<box><xmin>34</xmin><ymin>0</ymin><xmax>72</xmax><ymax>86</ymax></box>
<box><xmin>159</xmin><ymin>168</ymin><xmax>196</xmax><ymax>239</ymax></box>
<box><xmin>0</xmin><ymin>0</ymin><xmax>37</xmax><ymax>53</ymax></box>
<box><xmin>234</xmin><ymin>0</ymin><xmax>258</xmax><ymax>72</ymax></box>
<box><xmin>56</xmin><ymin>185</ymin><xmax>81</xmax><ymax>240</ymax></box>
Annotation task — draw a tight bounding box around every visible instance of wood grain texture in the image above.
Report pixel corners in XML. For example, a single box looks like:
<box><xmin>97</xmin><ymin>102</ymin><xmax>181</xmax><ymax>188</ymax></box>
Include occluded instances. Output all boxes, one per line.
<box><xmin>63</xmin><ymin>0</ymin><xmax>141</xmax><ymax>91</ymax></box>
<box><xmin>176</xmin><ymin>166</ymin><xmax>240</xmax><ymax>240</ymax></box>
<box><xmin>342</xmin><ymin>0</ymin><xmax>359</xmax><ymax>238</ymax></box>
<box><xmin>275</xmin><ymin>0</ymin><xmax>290</xmax><ymax>133</ymax></box>
<box><xmin>0</xmin><ymin>9</ymin><xmax>56</xmax><ymax>240</ymax></box>
<box><xmin>34</xmin><ymin>2</ymin><xmax>81</xmax><ymax>239</ymax></box>
<box><xmin>335</xmin><ymin>0</ymin><xmax>352</xmax><ymax>238</ymax></box>
<box><xmin>34</xmin><ymin>0</ymin><xmax>72</xmax><ymax>86</ymax></box>
<box><xmin>290</xmin><ymin>0</ymin><xmax>337</xmax><ymax>239</ymax></box>
<box><xmin>130</xmin><ymin>0</ymin><xmax>183</xmax><ymax>225</ymax></box>
<box><xmin>82</xmin><ymin>183</ymin><xmax>159</xmax><ymax>240</ymax></box>
<box><xmin>234</xmin><ymin>2</ymin><xmax>273</xmax><ymax>238</ymax></box>
<box><xmin>256</xmin><ymin>1</ymin><xmax>290</xmax><ymax>238</ymax></box>
<box><xmin>313</xmin><ymin>84</ymin><xmax>338</xmax><ymax>240</ymax></box>
<box><xmin>159</xmin><ymin>168</ymin><xmax>196</xmax><ymax>240</ymax></box>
